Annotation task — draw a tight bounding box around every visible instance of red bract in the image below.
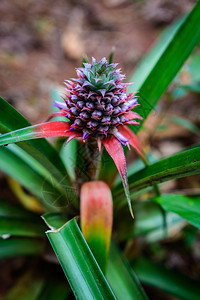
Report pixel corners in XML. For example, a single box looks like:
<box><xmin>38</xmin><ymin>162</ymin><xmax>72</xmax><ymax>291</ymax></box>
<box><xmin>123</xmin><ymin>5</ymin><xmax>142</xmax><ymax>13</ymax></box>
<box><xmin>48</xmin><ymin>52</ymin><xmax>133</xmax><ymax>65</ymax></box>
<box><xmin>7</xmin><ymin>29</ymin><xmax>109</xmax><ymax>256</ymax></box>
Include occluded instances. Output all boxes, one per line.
<box><xmin>0</xmin><ymin>57</ymin><xmax>144</xmax><ymax>215</ymax></box>
<box><xmin>80</xmin><ymin>181</ymin><xmax>113</xmax><ymax>273</ymax></box>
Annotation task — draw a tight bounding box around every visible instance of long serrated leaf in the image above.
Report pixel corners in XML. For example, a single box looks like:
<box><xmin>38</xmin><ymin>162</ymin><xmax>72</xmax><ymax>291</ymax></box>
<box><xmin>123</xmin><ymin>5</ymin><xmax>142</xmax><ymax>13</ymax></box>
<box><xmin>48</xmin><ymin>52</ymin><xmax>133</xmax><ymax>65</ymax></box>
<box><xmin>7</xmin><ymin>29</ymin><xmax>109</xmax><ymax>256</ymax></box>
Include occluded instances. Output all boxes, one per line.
<box><xmin>0</xmin><ymin>147</ymin><xmax>72</xmax><ymax>211</ymax></box>
<box><xmin>0</xmin><ymin>217</ymin><xmax>46</xmax><ymax>238</ymax></box>
<box><xmin>107</xmin><ymin>243</ymin><xmax>148</xmax><ymax>300</ymax></box>
<box><xmin>113</xmin><ymin>145</ymin><xmax>200</xmax><ymax>205</ymax></box>
<box><xmin>0</xmin><ymin>121</ymin><xmax>71</xmax><ymax>146</ymax></box>
<box><xmin>0</xmin><ymin>197</ymin><xmax>37</xmax><ymax>218</ymax></box>
<box><xmin>42</xmin><ymin>212</ymin><xmax>68</xmax><ymax>230</ymax></box>
<box><xmin>128</xmin><ymin>1</ymin><xmax>200</xmax><ymax>133</ymax></box>
<box><xmin>6</xmin><ymin>144</ymin><xmax>76</xmax><ymax>205</ymax></box>
<box><xmin>0</xmin><ymin>198</ymin><xmax>46</xmax><ymax>237</ymax></box>
<box><xmin>115</xmin><ymin>201</ymin><xmax>185</xmax><ymax>243</ymax></box>
<box><xmin>133</xmin><ymin>258</ymin><xmax>200</xmax><ymax>300</ymax></box>
<box><xmin>153</xmin><ymin>194</ymin><xmax>200</xmax><ymax>228</ymax></box>
<box><xmin>114</xmin><ymin>153</ymin><xmax>158</xmax><ymax>187</ymax></box>
<box><xmin>0</xmin><ymin>97</ymin><xmax>71</xmax><ymax>189</ymax></box>
<box><xmin>0</xmin><ymin>238</ymin><xmax>44</xmax><ymax>258</ymax></box>
<box><xmin>60</xmin><ymin>138</ymin><xmax>78</xmax><ymax>181</ymax></box>
<box><xmin>0</xmin><ymin>115</ymin><xmax>77</xmax><ymax>201</ymax></box>
<box><xmin>45</xmin><ymin>217</ymin><xmax>116</xmax><ymax>299</ymax></box>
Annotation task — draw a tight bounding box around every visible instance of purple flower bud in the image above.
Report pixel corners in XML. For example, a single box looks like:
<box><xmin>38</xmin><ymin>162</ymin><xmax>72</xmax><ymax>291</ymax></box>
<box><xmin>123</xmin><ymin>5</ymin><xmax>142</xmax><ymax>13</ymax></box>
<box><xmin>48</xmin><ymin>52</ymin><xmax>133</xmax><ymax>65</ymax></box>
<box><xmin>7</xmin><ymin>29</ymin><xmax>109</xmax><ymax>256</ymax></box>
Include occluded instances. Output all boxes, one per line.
<box><xmin>69</xmin><ymin>107</ymin><xmax>79</xmax><ymax>115</ymax></box>
<box><xmin>98</xmin><ymin>125</ymin><xmax>109</xmax><ymax>134</ymax></box>
<box><xmin>113</xmin><ymin>129</ymin><xmax>129</xmax><ymax>146</ymax></box>
<box><xmin>113</xmin><ymin>106</ymin><xmax>122</xmax><ymax>115</ymax></box>
<box><xmin>54</xmin><ymin>100</ymin><xmax>66</xmax><ymax>110</ymax></box>
<box><xmin>65</xmin><ymin>113</ymin><xmax>74</xmax><ymax>120</ymax></box>
<box><xmin>105</xmin><ymin>104</ymin><xmax>113</xmax><ymax>112</ymax></box>
<box><xmin>127</xmin><ymin>98</ymin><xmax>138</xmax><ymax>107</ymax></box>
<box><xmin>111</xmin><ymin>97</ymin><xmax>119</xmax><ymax>106</ymax></box>
<box><xmin>80</xmin><ymin>112</ymin><xmax>90</xmax><ymax>120</ymax></box>
<box><xmin>70</xmin><ymin>95</ymin><xmax>78</xmax><ymax>103</ymax></box>
<box><xmin>120</xmin><ymin>115</ymin><xmax>127</xmax><ymax>123</ymax></box>
<box><xmin>92</xmin><ymin>110</ymin><xmax>102</xmax><ymax>119</ymax></box>
<box><xmin>65</xmin><ymin>99</ymin><xmax>71</xmax><ymax>106</ymax></box>
<box><xmin>73</xmin><ymin>118</ymin><xmax>84</xmax><ymax>126</ymax></box>
<box><xmin>87</xmin><ymin>121</ymin><xmax>98</xmax><ymax>128</ymax></box>
<box><xmin>121</xmin><ymin>103</ymin><xmax>130</xmax><ymax>112</ymax></box>
<box><xmin>77</xmin><ymin>101</ymin><xmax>85</xmax><ymax>109</ymax></box>
<box><xmin>112</xmin><ymin>117</ymin><xmax>120</xmax><ymax>125</ymax></box>
<box><xmin>83</xmin><ymin>130</ymin><xmax>90</xmax><ymax>140</ymax></box>
<box><xmin>120</xmin><ymin>93</ymin><xmax>127</xmax><ymax>100</ymax></box>
<box><xmin>86</xmin><ymin>102</ymin><xmax>94</xmax><ymax>110</ymax></box>
<box><xmin>101</xmin><ymin>116</ymin><xmax>111</xmax><ymax>123</ymax></box>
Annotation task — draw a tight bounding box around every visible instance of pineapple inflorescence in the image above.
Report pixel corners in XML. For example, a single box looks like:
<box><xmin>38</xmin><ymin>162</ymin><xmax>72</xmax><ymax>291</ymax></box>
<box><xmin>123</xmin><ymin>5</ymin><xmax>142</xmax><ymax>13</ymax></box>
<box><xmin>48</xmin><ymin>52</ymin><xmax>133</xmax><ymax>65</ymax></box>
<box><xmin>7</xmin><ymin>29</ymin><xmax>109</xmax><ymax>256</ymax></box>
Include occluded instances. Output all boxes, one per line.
<box><xmin>55</xmin><ymin>57</ymin><xmax>140</xmax><ymax>146</ymax></box>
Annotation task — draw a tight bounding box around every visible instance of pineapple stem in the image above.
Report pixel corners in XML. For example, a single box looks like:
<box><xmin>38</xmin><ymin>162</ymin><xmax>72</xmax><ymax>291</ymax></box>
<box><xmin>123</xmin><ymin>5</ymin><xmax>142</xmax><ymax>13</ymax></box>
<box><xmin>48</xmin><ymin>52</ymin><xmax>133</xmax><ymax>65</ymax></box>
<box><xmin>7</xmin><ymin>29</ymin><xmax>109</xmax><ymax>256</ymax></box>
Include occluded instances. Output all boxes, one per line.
<box><xmin>85</xmin><ymin>139</ymin><xmax>102</xmax><ymax>181</ymax></box>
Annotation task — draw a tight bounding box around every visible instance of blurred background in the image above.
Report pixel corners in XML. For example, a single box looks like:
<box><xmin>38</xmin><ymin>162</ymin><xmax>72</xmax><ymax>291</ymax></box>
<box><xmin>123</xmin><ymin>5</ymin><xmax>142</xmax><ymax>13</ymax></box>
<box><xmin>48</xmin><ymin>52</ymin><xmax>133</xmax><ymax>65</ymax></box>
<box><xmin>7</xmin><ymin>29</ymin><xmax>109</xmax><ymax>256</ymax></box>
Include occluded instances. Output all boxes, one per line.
<box><xmin>0</xmin><ymin>0</ymin><xmax>196</xmax><ymax>123</ymax></box>
<box><xmin>0</xmin><ymin>1</ymin><xmax>200</xmax><ymax>298</ymax></box>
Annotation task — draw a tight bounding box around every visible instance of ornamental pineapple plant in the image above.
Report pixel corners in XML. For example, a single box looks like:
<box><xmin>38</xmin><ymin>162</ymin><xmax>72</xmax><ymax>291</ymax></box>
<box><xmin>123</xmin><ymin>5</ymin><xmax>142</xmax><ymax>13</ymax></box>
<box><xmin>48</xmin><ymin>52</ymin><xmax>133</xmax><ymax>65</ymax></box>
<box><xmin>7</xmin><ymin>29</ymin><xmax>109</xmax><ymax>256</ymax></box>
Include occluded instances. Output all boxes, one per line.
<box><xmin>0</xmin><ymin>3</ymin><xmax>200</xmax><ymax>296</ymax></box>
<box><xmin>0</xmin><ymin>57</ymin><xmax>145</xmax><ymax>216</ymax></box>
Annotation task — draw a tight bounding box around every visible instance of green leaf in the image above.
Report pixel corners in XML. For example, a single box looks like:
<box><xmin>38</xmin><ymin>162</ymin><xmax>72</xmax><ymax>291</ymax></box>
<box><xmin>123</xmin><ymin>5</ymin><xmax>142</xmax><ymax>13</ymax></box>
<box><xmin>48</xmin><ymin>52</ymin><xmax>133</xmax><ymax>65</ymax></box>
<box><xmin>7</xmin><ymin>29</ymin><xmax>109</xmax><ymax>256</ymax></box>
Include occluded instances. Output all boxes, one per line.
<box><xmin>45</xmin><ymin>217</ymin><xmax>116</xmax><ymax>300</ymax></box>
<box><xmin>0</xmin><ymin>147</ymin><xmax>72</xmax><ymax>211</ymax></box>
<box><xmin>133</xmin><ymin>257</ymin><xmax>200</xmax><ymax>300</ymax></box>
<box><xmin>115</xmin><ymin>201</ymin><xmax>185</xmax><ymax>243</ymax></box>
<box><xmin>59</xmin><ymin>138</ymin><xmax>78</xmax><ymax>182</ymax></box>
<box><xmin>7</xmin><ymin>144</ymin><xmax>73</xmax><ymax>202</ymax></box>
<box><xmin>0</xmin><ymin>97</ymin><xmax>75</xmax><ymax>203</ymax></box>
<box><xmin>113</xmin><ymin>145</ymin><xmax>200</xmax><ymax>205</ymax></box>
<box><xmin>0</xmin><ymin>112</ymin><xmax>77</xmax><ymax>204</ymax></box>
<box><xmin>128</xmin><ymin>1</ymin><xmax>200</xmax><ymax>132</ymax></box>
<box><xmin>42</xmin><ymin>212</ymin><xmax>68</xmax><ymax>230</ymax></box>
<box><xmin>0</xmin><ymin>238</ymin><xmax>44</xmax><ymax>258</ymax></box>
<box><xmin>0</xmin><ymin>198</ymin><xmax>46</xmax><ymax>237</ymax></box>
<box><xmin>0</xmin><ymin>197</ymin><xmax>37</xmax><ymax>217</ymax></box>
<box><xmin>107</xmin><ymin>243</ymin><xmax>148</xmax><ymax>300</ymax></box>
<box><xmin>114</xmin><ymin>153</ymin><xmax>158</xmax><ymax>187</ymax></box>
<box><xmin>0</xmin><ymin>97</ymin><xmax>69</xmax><ymax>182</ymax></box>
<box><xmin>0</xmin><ymin>217</ymin><xmax>45</xmax><ymax>238</ymax></box>
<box><xmin>153</xmin><ymin>194</ymin><xmax>200</xmax><ymax>228</ymax></box>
